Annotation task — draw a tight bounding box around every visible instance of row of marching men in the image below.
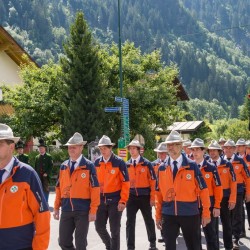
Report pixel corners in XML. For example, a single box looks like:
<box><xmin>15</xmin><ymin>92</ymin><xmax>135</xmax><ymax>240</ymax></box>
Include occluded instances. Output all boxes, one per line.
<box><xmin>52</xmin><ymin>131</ymin><xmax>250</xmax><ymax>250</ymax></box>
<box><xmin>3</xmin><ymin>121</ymin><xmax>249</xmax><ymax>250</ymax></box>
<box><xmin>153</xmin><ymin>132</ymin><xmax>250</xmax><ymax>250</ymax></box>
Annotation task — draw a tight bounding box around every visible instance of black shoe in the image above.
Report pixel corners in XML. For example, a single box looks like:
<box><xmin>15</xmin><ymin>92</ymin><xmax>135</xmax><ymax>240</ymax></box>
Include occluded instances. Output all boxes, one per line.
<box><xmin>148</xmin><ymin>243</ymin><xmax>158</xmax><ymax>250</ymax></box>
<box><xmin>158</xmin><ymin>238</ymin><xmax>164</xmax><ymax>243</ymax></box>
<box><xmin>233</xmin><ymin>240</ymin><xmax>239</xmax><ymax>249</ymax></box>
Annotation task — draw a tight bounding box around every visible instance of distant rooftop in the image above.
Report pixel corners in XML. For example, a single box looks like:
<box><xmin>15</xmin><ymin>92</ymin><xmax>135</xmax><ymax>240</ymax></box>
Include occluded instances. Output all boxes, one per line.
<box><xmin>167</xmin><ymin>121</ymin><xmax>204</xmax><ymax>132</ymax></box>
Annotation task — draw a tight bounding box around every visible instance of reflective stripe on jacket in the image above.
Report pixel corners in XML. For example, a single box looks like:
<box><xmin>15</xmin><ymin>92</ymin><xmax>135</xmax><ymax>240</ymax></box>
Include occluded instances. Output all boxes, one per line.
<box><xmin>54</xmin><ymin>156</ymin><xmax>100</xmax><ymax>214</ymax></box>
<box><xmin>216</xmin><ymin>158</ymin><xmax>237</xmax><ymax>204</ymax></box>
<box><xmin>200</xmin><ymin>160</ymin><xmax>223</xmax><ymax>208</ymax></box>
<box><xmin>231</xmin><ymin>154</ymin><xmax>250</xmax><ymax>194</ymax></box>
<box><xmin>0</xmin><ymin>158</ymin><xmax>50</xmax><ymax>250</ymax></box>
<box><xmin>127</xmin><ymin>156</ymin><xmax>156</xmax><ymax>201</ymax></box>
<box><xmin>95</xmin><ymin>153</ymin><xmax>130</xmax><ymax>204</ymax></box>
<box><xmin>155</xmin><ymin>154</ymin><xmax>210</xmax><ymax>221</ymax></box>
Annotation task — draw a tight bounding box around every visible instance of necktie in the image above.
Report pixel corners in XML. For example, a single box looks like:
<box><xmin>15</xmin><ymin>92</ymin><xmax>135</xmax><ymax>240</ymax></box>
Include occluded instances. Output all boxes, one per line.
<box><xmin>173</xmin><ymin>161</ymin><xmax>178</xmax><ymax>180</ymax></box>
<box><xmin>133</xmin><ymin>160</ymin><xmax>136</xmax><ymax>167</ymax></box>
<box><xmin>0</xmin><ymin>169</ymin><xmax>5</xmax><ymax>184</ymax></box>
<box><xmin>213</xmin><ymin>161</ymin><xmax>217</xmax><ymax>167</ymax></box>
<box><xmin>227</xmin><ymin>158</ymin><xmax>231</xmax><ymax>162</ymax></box>
<box><xmin>70</xmin><ymin>161</ymin><xmax>76</xmax><ymax>175</ymax></box>
<box><xmin>197</xmin><ymin>164</ymin><xmax>201</xmax><ymax>168</ymax></box>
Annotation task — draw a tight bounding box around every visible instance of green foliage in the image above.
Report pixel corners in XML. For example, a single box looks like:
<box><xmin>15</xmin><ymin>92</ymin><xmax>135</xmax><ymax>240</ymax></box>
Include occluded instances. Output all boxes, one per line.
<box><xmin>186</xmin><ymin>98</ymin><xmax>228</xmax><ymax>122</ymax></box>
<box><xmin>189</xmin><ymin>122</ymin><xmax>212</xmax><ymax>142</ymax></box>
<box><xmin>4</xmin><ymin>61</ymin><xmax>63</xmax><ymax>140</ymax></box>
<box><xmin>99</xmin><ymin>42</ymin><xmax>186</xmax><ymax>147</ymax></box>
<box><xmin>142</xmin><ymin>148</ymin><xmax>157</xmax><ymax>162</ymax></box>
<box><xmin>209</xmin><ymin>119</ymin><xmax>250</xmax><ymax>142</ymax></box>
<box><xmin>224</xmin><ymin>119</ymin><xmax>250</xmax><ymax>141</ymax></box>
<box><xmin>60</xmin><ymin>11</ymin><xmax>106</xmax><ymax>143</ymax></box>
<box><xmin>1</xmin><ymin>0</ymin><xmax>249</xmax><ymax>107</ymax></box>
<box><xmin>239</xmin><ymin>94</ymin><xmax>250</xmax><ymax>120</ymax></box>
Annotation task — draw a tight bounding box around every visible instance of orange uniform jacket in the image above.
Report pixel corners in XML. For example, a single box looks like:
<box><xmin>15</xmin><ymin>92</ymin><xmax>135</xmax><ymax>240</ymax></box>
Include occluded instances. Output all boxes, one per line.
<box><xmin>127</xmin><ymin>156</ymin><xmax>156</xmax><ymax>201</ymax></box>
<box><xmin>152</xmin><ymin>158</ymin><xmax>168</xmax><ymax>176</ymax></box>
<box><xmin>95</xmin><ymin>153</ymin><xmax>130</xmax><ymax>204</ymax></box>
<box><xmin>54</xmin><ymin>156</ymin><xmax>100</xmax><ymax>214</ymax></box>
<box><xmin>215</xmin><ymin>158</ymin><xmax>237</xmax><ymax>204</ymax></box>
<box><xmin>0</xmin><ymin>158</ymin><xmax>50</xmax><ymax>250</ymax></box>
<box><xmin>230</xmin><ymin>154</ymin><xmax>250</xmax><ymax>195</ymax></box>
<box><xmin>199</xmin><ymin>160</ymin><xmax>223</xmax><ymax>208</ymax></box>
<box><xmin>245</xmin><ymin>154</ymin><xmax>250</xmax><ymax>174</ymax></box>
<box><xmin>155</xmin><ymin>154</ymin><xmax>210</xmax><ymax>221</ymax></box>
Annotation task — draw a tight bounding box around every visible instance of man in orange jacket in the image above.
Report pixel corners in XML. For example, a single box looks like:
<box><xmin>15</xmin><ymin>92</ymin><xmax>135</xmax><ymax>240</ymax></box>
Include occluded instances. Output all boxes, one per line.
<box><xmin>126</xmin><ymin>139</ymin><xmax>158</xmax><ymax>250</ymax></box>
<box><xmin>155</xmin><ymin>131</ymin><xmax>211</xmax><ymax>250</ymax></box>
<box><xmin>152</xmin><ymin>142</ymin><xmax>169</xmax><ymax>244</ymax></box>
<box><xmin>207</xmin><ymin>140</ymin><xmax>237</xmax><ymax>250</ymax></box>
<box><xmin>190</xmin><ymin>138</ymin><xmax>223</xmax><ymax>250</ymax></box>
<box><xmin>54</xmin><ymin>132</ymin><xmax>100</xmax><ymax>250</ymax></box>
<box><xmin>0</xmin><ymin>123</ymin><xmax>50</xmax><ymax>250</ymax></box>
<box><xmin>94</xmin><ymin>135</ymin><xmax>130</xmax><ymax>250</ymax></box>
<box><xmin>223</xmin><ymin>139</ymin><xmax>250</xmax><ymax>249</ymax></box>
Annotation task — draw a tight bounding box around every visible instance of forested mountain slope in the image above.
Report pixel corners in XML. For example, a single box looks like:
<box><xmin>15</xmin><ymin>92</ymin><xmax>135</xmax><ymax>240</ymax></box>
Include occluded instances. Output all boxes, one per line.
<box><xmin>0</xmin><ymin>0</ymin><xmax>249</xmax><ymax>114</ymax></box>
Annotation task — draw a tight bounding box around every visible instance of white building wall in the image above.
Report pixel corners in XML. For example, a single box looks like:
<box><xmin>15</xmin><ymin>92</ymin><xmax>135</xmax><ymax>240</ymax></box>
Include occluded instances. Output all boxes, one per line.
<box><xmin>0</xmin><ymin>51</ymin><xmax>22</xmax><ymax>86</ymax></box>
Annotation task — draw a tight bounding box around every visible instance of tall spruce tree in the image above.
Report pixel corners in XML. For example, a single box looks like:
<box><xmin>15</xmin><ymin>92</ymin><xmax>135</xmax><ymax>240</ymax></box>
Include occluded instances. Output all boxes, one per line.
<box><xmin>60</xmin><ymin>11</ymin><xmax>105</xmax><ymax>142</ymax></box>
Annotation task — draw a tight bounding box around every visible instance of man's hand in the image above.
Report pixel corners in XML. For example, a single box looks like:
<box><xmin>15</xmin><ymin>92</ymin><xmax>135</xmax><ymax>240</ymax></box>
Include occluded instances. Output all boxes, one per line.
<box><xmin>43</xmin><ymin>173</ymin><xmax>48</xmax><ymax>177</ymax></box>
<box><xmin>150</xmin><ymin>200</ymin><xmax>155</xmax><ymax>207</ymax></box>
<box><xmin>156</xmin><ymin>219</ymin><xmax>162</xmax><ymax>230</ymax></box>
<box><xmin>202</xmin><ymin>217</ymin><xmax>211</xmax><ymax>227</ymax></box>
<box><xmin>89</xmin><ymin>214</ymin><xmax>96</xmax><ymax>222</ymax></box>
<box><xmin>118</xmin><ymin>203</ymin><xmax>126</xmax><ymax>212</ymax></box>
<box><xmin>53</xmin><ymin>209</ymin><xmax>60</xmax><ymax>220</ymax></box>
<box><xmin>212</xmin><ymin>208</ymin><xmax>220</xmax><ymax>217</ymax></box>
<box><xmin>228</xmin><ymin>202</ymin><xmax>236</xmax><ymax>210</ymax></box>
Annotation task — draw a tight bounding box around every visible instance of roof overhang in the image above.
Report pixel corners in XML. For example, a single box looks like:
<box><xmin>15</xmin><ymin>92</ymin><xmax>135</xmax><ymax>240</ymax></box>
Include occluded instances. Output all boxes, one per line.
<box><xmin>0</xmin><ymin>26</ymin><xmax>37</xmax><ymax>66</ymax></box>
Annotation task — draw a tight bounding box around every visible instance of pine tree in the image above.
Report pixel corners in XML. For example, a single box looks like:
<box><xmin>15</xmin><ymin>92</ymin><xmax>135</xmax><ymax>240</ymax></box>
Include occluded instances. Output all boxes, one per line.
<box><xmin>60</xmin><ymin>11</ymin><xmax>105</xmax><ymax>142</ymax></box>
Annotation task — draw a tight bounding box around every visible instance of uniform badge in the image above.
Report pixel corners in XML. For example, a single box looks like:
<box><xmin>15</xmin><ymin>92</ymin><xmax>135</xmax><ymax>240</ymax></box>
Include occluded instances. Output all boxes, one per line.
<box><xmin>81</xmin><ymin>173</ymin><xmax>86</xmax><ymax>178</ymax></box>
<box><xmin>235</xmin><ymin>166</ymin><xmax>239</xmax><ymax>170</ymax></box>
<box><xmin>186</xmin><ymin>174</ymin><xmax>191</xmax><ymax>180</ymax></box>
<box><xmin>111</xmin><ymin>169</ymin><xmax>115</xmax><ymax>174</ymax></box>
<box><xmin>141</xmin><ymin>168</ymin><xmax>145</xmax><ymax>173</ymax></box>
<box><xmin>223</xmin><ymin>169</ymin><xmax>227</xmax><ymax>173</ymax></box>
<box><xmin>10</xmin><ymin>185</ymin><xmax>18</xmax><ymax>193</ymax></box>
<box><xmin>205</xmin><ymin>174</ymin><xmax>210</xmax><ymax>178</ymax></box>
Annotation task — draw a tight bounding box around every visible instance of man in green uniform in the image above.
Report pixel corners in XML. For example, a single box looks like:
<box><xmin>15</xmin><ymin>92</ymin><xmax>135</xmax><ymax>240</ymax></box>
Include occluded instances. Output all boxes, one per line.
<box><xmin>16</xmin><ymin>140</ymin><xmax>29</xmax><ymax>164</ymax></box>
<box><xmin>35</xmin><ymin>139</ymin><xmax>53</xmax><ymax>203</ymax></box>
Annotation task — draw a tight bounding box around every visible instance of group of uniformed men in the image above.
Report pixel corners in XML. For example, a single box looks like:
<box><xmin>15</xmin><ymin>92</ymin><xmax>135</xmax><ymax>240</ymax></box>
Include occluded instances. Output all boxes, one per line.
<box><xmin>1</xmin><ymin>122</ymin><xmax>250</xmax><ymax>250</ymax></box>
<box><xmin>154</xmin><ymin>132</ymin><xmax>250</xmax><ymax>250</ymax></box>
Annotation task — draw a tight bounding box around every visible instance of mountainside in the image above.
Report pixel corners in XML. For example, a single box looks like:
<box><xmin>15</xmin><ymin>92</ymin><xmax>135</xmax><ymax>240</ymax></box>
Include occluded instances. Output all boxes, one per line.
<box><xmin>0</xmin><ymin>0</ymin><xmax>249</xmax><ymax>112</ymax></box>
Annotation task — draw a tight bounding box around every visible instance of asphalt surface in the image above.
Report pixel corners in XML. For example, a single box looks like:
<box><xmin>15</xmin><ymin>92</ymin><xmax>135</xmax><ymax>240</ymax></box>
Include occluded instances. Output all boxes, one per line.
<box><xmin>48</xmin><ymin>192</ymin><xmax>250</xmax><ymax>249</ymax></box>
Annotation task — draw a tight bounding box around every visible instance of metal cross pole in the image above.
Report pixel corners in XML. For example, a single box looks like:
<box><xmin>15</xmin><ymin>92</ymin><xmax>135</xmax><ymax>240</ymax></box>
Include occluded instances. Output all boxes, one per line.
<box><xmin>117</xmin><ymin>0</ymin><xmax>125</xmax><ymax>140</ymax></box>
<box><xmin>118</xmin><ymin>0</ymin><xmax>123</xmax><ymax>99</ymax></box>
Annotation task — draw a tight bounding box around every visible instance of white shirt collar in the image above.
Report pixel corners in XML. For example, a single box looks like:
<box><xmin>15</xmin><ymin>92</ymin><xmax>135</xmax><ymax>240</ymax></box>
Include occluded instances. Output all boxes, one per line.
<box><xmin>224</xmin><ymin>154</ymin><xmax>235</xmax><ymax>162</ymax></box>
<box><xmin>70</xmin><ymin>154</ymin><xmax>82</xmax><ymax>167</ymax></box>
<box><xmin>0</xmin><ymin>157</ymin><xmax>15</xmax><ymax>183</ymax></box>
<box><xmin>3</xmin><ymin>157</ymin><xmax>15</xmax><ymax>174</ymax></box>
<box><xmin>131</xmin><ymin>155</ymin><xmax>141</xmax><ymax>165</ymax></box>
<box><xmin>212</xmin><ymin>157</ymin><xmax>221</xmax><ymax>166</ymax></box>
<box><xmin>170</xmin><ymin>155</ymin><xmax>182</xmax><ymax>170</ymax></box>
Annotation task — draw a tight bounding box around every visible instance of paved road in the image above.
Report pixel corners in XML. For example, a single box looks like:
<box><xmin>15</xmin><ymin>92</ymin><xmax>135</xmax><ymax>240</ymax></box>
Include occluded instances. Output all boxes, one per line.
<box><xmin>48</xmin><ymin>193</ymin><xmax>250</xmax><ymax>249</ymax></box>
